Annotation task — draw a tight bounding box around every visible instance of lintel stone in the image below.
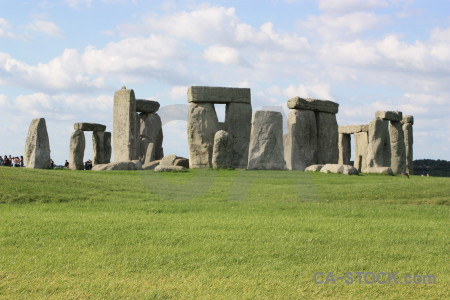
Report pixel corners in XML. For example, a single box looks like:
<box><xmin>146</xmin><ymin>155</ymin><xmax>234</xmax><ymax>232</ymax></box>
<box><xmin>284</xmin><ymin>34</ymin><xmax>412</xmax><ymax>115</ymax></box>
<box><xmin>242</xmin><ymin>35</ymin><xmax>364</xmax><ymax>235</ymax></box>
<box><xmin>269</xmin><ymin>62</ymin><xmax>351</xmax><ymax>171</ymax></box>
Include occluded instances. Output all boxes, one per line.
<box><xmin>375</xmin><ymin>110</ymin><xmax>403</xmax><ymax>121</ymax></box>
<box><xmin>74</xmin><ymin>122</ymin><xmax>106</xmax><ymax>132</ymax></box>
<box><xmin>287</xmin><ymin>97</ymin><xmax>339</xmax><ymax>114</ymax></box>
<box><xmin>188</xmin><ymin>86</ymin><xmax>251</xmax><ymax>104</ymax></box>
<box><xmin>338</xmin><ymin>124</ymin><xmax>369</xmax><ymax>134</ymax></box>
<box><xmin>136</xmin><ymin>99</ymin><xmax>160</xmax><ymax>113</ymax></box>
<box><xmin>401</xmin><ymin>115</ymin><xmax>414</xmax><ymax>125</ymax></box>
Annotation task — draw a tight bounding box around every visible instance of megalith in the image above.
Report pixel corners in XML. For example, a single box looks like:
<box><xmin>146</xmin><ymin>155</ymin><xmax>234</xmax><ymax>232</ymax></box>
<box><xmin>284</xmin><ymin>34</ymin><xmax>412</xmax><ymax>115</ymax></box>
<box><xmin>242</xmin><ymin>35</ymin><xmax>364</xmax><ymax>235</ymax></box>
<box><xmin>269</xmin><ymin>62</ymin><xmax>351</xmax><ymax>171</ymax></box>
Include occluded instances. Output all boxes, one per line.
<box><xmin>402</xmin><ymin>115</ymin><xmax>414</xmax><ymax>174</ymax></box>
<box><xmin>92</xmin><ymin>131</ymin><xmax>112</xmax><ymax>165</ymax></box>
<box><xmin>285</xmin><ymin>97</ymin><xmax>339</xmax><ymax>169</ymax></box>
<box><xmin>69</xmin><ymin>129</ymin><xmax>85</xmax><ymax>170</ymax></box>
<box><xmin>187</xmin><ymin>86</ymin><xmax>251</xmax><ymax>168</ymax></box>
<box><xmin>285</xmin><ymin>109</ymin><xmax>317</xmax><ymax>170</ymax></box>
<box><xmin>24</xmin><ymin>118</ymin><xmax>51</xmax><ymax>169</ymax></box>
<box><xmin>247</xmin><ymin>111</ymin><xmax>285</xmax><ymax>170</ymax></box>
<box><xmin>354</xmin><ymin>131</ymin><xmax>369</xmax><ymax>172</ymax></box>
<box><xmin>367</xmin><ymin>118</ymin><xmax>391</xmax><ymax>168</ymax></box>
<box><xmin>389</xmin><ymin>121</ymin><xmax>406</xmax><ymax>175</ymax></box>
<box><xmin>212</xmin><ymin>130</ymin><xmax>232</xmax><ymax>169</ymax></box>
<box><xmin>338</xmin><ymin>133</ymin><xmax>351</xmax><ymax>165</ymax></box>
<box><xmin>113</xmin><ymin>86</ymin><xmax>138</xmax><ymax>162</ymax></box>
<box><xmin>138</xmin><ymin>109</ymin><xmax>163</xmax><ymax>163</ymax></box>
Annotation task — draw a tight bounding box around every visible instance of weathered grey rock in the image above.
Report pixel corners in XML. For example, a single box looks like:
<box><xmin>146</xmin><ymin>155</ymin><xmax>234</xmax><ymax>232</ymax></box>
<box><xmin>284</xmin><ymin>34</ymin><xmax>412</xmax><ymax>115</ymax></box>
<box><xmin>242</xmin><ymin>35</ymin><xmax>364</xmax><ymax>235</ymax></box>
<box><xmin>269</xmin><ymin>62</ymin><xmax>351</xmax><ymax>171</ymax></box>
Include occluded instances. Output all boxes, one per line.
<box><xmin>285</xmin><ymin>109</ymin><xmax>317</xmax><ymax>170</ymax></box>
<box><xmin>338</xmin><ymin>133</ymin><xmax>351</xmax><ymax>165</ymax></box>
<box><xmin>225</xmin><ymin>102</ymin><xmax>252</xmax><ymax>168</ymax></box>
<box><xmin>139</xmin><ymin>138</ymin><xmax>154</xmax><ymax>163</ymax></box>
<box><xmin>142</xmin><ymin>160</ymin><xmax>161</xmax><ymax>170</ymax></box>
<box><xmin>316</xmin><ymin>112</ymin><xmax>338</xmax><ymax>164</ymax></box>
<box><xmin>188</xmin><ymin>86</ymin><xmax>251</xmax><ymax>104</ymax></box>
<box><xmin>113</xmin><ymin>87</ymin><xmax>138</xmax><ymax>162</ymax></box>
<box><xmin>320</xmin><ymin>164</ymin><xmax>358</xmax><ymax>175</ymax></box>
<box><xmin>364</xmin><ymin>167</ymin><xmax>394</xmax><ymax>175</ymax></box>
<box><xmin>92</xmin><ymin>161</ymin><xmax>141</xmax><ymax>171</ymax></box>
<box><xmin>247</xmin><ymin>111</ymin><xmax>285</xmax><ymax>170</ymax></box>
<box><xmin>69</xmin><ymin>129</ymin><xmax>85</xmax><ymax>170</ymax></box>
<box><xmin>104</xmin><ymin>132</ymin><xmax>112</xmax><ymax>164</ymax></box>
<box><xmin>155</xmin><ymin>128</ymin><xmax>164</xmax><ymax>160</ymax></box>
<box><xmin>402</xmin><ymin>115</ymin><xmax>414</xmax><ymax>125</ymax></box>
<box><xmin>212</xmin><ymin>130</ymin><xmax>232</xmax><ymax>169</ymax></box>
<box><xmin>403</xmin><ymin>122</ymin><xmax>413</xmax><ymax>174</ymax></box>
<box><xmin>390</xmin><ymin>121</ymin><xmax>406</xmax><ymax>175</ymax></box>
<box><xmin>92</xmin><ymin>131</ymin><xmax>107</xmax><ymax>166</ymax></box>
<box><xmin>338</xmin><ymin>124</ymin><xmax>368</xmax><ymax>134</ymax></box>
<box><xmin>160</xmin><ymin>154</ymin><xmax>177</xmax><ymax>167</ymax></box>
<box><xmin>354</xmin><ymin>131</ymin><xmax>369</xmax><ymax>172</ymax></box>
<box><xmin>24</xmin><ymin>118</ymin><xmax>51</xmax><ymax>169</ymax></box>
<box><xmin>74</xmin><ymin>122</ymin><xmax>106</xmax><ymax>132</ymax></box>
<box><xmin>139</xmin><ymin>113</ymin><xmax>162</xmax><ymax>141</ymax></box>
<box><xmin>287</xmin><ymin>97</ymin><xmax>339</xmax><ymax>114</ymax></box>
<box><xmin>136</xmin><ymin>99</ymin><xmax>160</xmax><ymax>113</ymax></box>
<box><xmin>174</xmin><ymin>158</ymin><xmax>189</xmax><ymax>168</ymax></box>
<box><xmin>154</xmin><ymin>165</ymin><xmax>186</xmax><ymax>172</ymax></box>
<box><xmin>305</xmin><ymin>164</ymin><xmax>324</xmax><ymax>172</ymax></box>
<box><xmin>187</xmin><ymin>103</ymin><xmax>219</xmax><ymax>168</ymax></box>
<box><xmin>375</xmin><ymin>111</ymin><xmax>403</xmax><ymax>121</ymax></box>
<box><xmin>367</xmin><ymin>118</ymin><xmax>391</xmax><ymax>168</ymax></box>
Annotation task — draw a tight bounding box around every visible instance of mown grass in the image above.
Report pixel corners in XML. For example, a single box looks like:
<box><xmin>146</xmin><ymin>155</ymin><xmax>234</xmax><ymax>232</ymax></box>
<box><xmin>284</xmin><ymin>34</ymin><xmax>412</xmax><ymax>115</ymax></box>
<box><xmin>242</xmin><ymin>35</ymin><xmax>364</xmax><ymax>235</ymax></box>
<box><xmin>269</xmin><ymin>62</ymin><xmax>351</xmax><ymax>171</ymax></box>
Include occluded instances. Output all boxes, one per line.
<box><xmin>0</xmin><ymin>167</ymin><xmax>449</xmax><ymax>299</ymax></box>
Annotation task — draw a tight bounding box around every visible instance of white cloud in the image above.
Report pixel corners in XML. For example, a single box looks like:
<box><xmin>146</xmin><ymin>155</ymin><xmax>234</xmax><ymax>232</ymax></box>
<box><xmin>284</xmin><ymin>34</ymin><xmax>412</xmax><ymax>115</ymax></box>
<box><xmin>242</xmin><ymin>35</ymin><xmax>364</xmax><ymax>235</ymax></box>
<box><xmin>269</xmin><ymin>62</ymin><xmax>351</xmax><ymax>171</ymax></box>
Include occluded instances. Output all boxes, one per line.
<box><xmin>203</xmin><ymin>45</ymin><xmax>240</xmax><ymax>65</ymax></box>
<box><xmin>318</xmin><ymin>0</ymin><xmax>389</xmax><ymax>14</ymax></box>
<box><xmin>0</xmin><ymin>18</ymin><xmax>15</xmax><ymax>39</ymax></box>
<box><xmin>169</xmin><ymin>86</ymin><xmax>188</xmax><ymax>100</ymax></box>
<box><xmin>65</xmin><ymin>0</ymin><xmax>93</xmax><ymax>9</ymax></box>
<box><xmin>24</xmin><ymin>19</ymin><xmax>64</xmax><ymax>37</ymax></box>
<box><xmin>0</xmin><ymin>94</ymin><xmax>7</xmax><ymax>105</ymax></box>
<box><xmin>268</xmin><ymin>84</ymin><xmax>333</xmax><ymax>100</ymax></box>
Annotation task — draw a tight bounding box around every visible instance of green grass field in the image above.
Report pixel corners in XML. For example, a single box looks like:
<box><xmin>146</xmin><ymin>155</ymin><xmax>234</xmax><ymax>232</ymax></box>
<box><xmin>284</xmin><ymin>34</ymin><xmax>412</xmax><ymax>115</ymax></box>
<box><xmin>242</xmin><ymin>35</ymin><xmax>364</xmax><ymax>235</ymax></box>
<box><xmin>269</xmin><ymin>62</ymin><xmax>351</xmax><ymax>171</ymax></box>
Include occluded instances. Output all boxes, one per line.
<box><xmin>0</xmin><ymin>167</ymin><xmax>448</xmax><ymax>299</ymax></box>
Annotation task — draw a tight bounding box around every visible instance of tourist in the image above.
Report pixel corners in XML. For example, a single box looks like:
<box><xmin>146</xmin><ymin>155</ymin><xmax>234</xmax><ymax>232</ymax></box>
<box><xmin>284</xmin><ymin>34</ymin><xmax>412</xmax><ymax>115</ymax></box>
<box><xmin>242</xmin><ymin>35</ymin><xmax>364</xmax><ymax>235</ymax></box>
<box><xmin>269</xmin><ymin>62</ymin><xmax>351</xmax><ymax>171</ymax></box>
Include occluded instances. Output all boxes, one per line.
<box><xmin>20</xmin><ymin>156</ymin><xmax>24</xmax><ymax>167</ymax></box>
<box><xmin>64</xmin><ymin>160</ymin><xmax>69</xmax><ymax>168</ymax></box>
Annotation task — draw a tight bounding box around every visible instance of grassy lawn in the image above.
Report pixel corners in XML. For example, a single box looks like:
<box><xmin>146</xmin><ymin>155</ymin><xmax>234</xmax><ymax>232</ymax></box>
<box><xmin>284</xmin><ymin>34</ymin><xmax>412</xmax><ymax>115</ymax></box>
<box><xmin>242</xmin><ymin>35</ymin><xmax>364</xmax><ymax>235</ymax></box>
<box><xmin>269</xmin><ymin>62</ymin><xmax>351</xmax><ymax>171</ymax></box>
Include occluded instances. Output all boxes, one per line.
<box><xmin>0</xmin><ymin>167</ymin><xmax>448</xmax><ymax>299</ymax></box>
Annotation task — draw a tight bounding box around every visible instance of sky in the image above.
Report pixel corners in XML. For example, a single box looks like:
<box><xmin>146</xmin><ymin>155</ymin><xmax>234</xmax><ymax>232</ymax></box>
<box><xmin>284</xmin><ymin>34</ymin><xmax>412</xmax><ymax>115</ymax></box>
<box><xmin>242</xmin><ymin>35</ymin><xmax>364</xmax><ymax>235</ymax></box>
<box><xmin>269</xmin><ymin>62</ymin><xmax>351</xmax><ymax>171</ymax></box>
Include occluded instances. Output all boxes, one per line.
<box><xmin>0</xmin><ymin>0</ymin><xmax>449</xmax><ymax>164</ymax></box>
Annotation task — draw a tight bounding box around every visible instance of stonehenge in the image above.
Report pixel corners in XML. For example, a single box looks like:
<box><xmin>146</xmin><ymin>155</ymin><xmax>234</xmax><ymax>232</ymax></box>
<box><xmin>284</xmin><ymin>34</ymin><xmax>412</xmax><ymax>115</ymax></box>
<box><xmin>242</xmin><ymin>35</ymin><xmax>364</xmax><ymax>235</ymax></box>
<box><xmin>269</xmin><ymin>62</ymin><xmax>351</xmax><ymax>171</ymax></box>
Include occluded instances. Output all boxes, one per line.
<box><xmin>24</xmin><ymin>118</ymin><xmax>51</xmax><ymax>169</ymax></box>
<box><xmin>68</xmin><ymin>122</ymin><xmax>111</xmax><ymax>170</ymax></box>
<box><xmin>247</xmin><ymin>111</ymin><xmax>285</xmax><ymax>170</ymax></box>
<box><xmin>187</xmin><ymin>86</ymin><xmax>251</xmax><ymax>169</ymax></box>
<box><xmin>212</xmin><ymin>130</ymin><xmax>233</xmax><ymax>169</ymax></box>
<box><xmin>285</xmin><ymin>97</ymin><xmax>339</xmax><ymax>170</ymax></box>
<box><xmin>402</xmin><ymin>115</ymin><xmax>414</xmax><ymax>174</ymax></box>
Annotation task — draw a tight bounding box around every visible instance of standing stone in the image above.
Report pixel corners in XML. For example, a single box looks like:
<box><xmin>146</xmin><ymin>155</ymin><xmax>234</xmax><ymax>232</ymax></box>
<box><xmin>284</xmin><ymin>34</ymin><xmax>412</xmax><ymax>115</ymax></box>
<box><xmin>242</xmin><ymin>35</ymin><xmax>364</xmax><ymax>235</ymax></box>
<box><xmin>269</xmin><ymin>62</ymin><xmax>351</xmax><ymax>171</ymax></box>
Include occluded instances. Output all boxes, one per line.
<box><xmin>24</xmin><ymin>118</ymin><xmax>51</xmax><ymax>169</ymax></box>
<box><xmin>113</xmin><ymin>87</ymin><xmax>138</xmax><ymax>162</ymax></box>
<box><xmin>187</xmin><ymin>103</ymin><xmax>219</xmax><ymax>168</ymax></box>
<box><xmin>225</xmin><ymin>103</ymin><xmax>252</xmax><ymax>168</ymax></box>
<box><xmin>212</xmin><ymin>130</ymin><xmax>232</xmax><ymax>169</ymax></box>
<box><xmin>316</xmin><ymin>112</ymin><xmax>338</xmax><ymax>164</ymax></box>
<box><xmin>139</xmin><ymin>113</ymin><xmax>162</xmax><ymax>141</ymax></box>
<box><xmin>285</xmin><ymin>109</ymin><xmax>317</xmax><ymax>170</ymax></box>
<box><xmin>389</xmin><ymin>121</ymin><xmax>406</xmax><ymax>175</ymax></box>
<box><xmin>338</xmin><ymin>133</ymin><xmax>351</xmax><ymax>165</ymax></box>
<box><xmin>104</xmin><ymin>132</ymin><xmax>111</xmax><ymax>164</ymax></box>
<box><xmin>367</xmin><ymin>118</ymin><xmax>391</xmax><ymax>168</ymax></box>
<box><xmin>69</xmin><ymin>129</ymin><xmax>85</xmax><ymax>170</ymax></box>
<box><xmin>135</xmin><ymin>112</ymin><xmax>140</xmax><ymax>160</ymax></box>
<box><xmin>92</xmin><ymin>131</ymin><xmax>106</xmax><ymax>166</ymax></box>
<box><xmin>403</xmin><ymin>122</ymin><xmax>413</xmax><ymax>174</ymax></box>
<box><xmin>247</xmin><ymin>111</ymin><xmax>284</xmax><ymax>170</ymax></box>
<box><xmin>354</xmin><ymin>131</ymin><xmax>369</xmax><ymax>172</ymax></box>
<box><xmin>155</xmin><ymin>128</ymin><xmax>164</xmax><ymax>160</ymax></box>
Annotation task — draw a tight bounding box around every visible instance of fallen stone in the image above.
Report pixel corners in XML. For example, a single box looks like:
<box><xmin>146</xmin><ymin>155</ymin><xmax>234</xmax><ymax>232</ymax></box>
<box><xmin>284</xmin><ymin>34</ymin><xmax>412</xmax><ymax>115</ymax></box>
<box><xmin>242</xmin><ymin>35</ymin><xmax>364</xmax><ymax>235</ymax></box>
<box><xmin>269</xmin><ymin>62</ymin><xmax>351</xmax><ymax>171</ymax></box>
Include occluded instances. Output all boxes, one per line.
<box><xmin>113</xmin><ymin>87</ymin><xmax>138</xmax><ymax>162</ymax></box>
<box><xmin>212</xmin><ymin>130</ymin><xmax>232</xmax><ymax>169</ymax></box>
<box><xmin>338</xmin><ymin>124</ymin><xmax>368</xmax><ymax>134</ymax></box>
<box><xmin>354</xmin><ymin>131</ymin><xmax>369</xmax><ymax>172</ymax></box>
<box><xmin>316</xmin><ymin>112</ymin><xmax>339</xmax><ymax>164</ymax></box>
<box><xmin>364</xmin><ymin>167</ymin><xmax>394</xmax><ymax>175</ymax></box>
<box><xmin>92</xmin><ymin>161</ymin><xmax>142</xmax><ymax>171</ymax></box>
<box><xmin>154</xmin><ymin>165</ymin><xmax>186</xmax><ymax>172</ymax></box>
<box><xmin>225</xmin><ymin>102</ymin><xmax>252</xmax><ymax>168</ymax></box>
<box><xmin>247</xmin><ymin>111</ymin><xmax>285</xmax><ymax>170</ymax></box>
<box><xmin>375</xmin><ymin>111</ymin><xmax>403</xmax><ymax>121</ymax></box>
<box><xmin>320</xmin><ymin>164</ymin><xmax>358</xmax><ymax>175</ymax></box>
<box><xmin>287</xmin><ymin>97</ymin><xmax>339</xmax><ymax>114</ymax></box>
<box><xmin>285</xmin><ymin>109</ymin><xmax>317</xmax><ymax>170</ymax></box>
<box><xmin>69</xmin><ymin>130</ymin><xmax>85</xmax><ymax>170</ymax></box>
<box><xmin>390</xmin><ymin>121</ymin><xmax>406</xmax><ymax>175</ymax></box>
<box><xmin>403</xmin><ymin>122</ymin><xmax>413</xmax><ymax>174</ymax></box>
<box><xmin>136</xmin><ymin>99</ymin><xmax>160</xmax><ymax>113</ymax></box>
<box><xmin>401</xmin><ymin>115</ymin><xmax>414</xmax><ymax>125</ymax></box>
<box><xmin>187</xmin><ymin>103</ymin><xmax>219</xmax><ymax>168</ymax></box>
<box><xmin>366</xmin><ymin>118</ymin><xmax>391</xmax><ymax>168</ymax></box>
<box><xmin>188</xmin><ymin>86</ymin><xmax>251</xmax><ymax>104</ymax></box>
<box><xmin>160</xmin><ymin>154</ymin><xmax>177</xmax><ymax>167</ymax></box>
<box><xmin>74</xmin><ymin>122</ymin><xmax>106</xmax><ymax>132</ymax></box>
<box><xmin>305</xmin><ymin>164</ymin><xmax>324</xmax><ymax>172</ymax></box>
<box><xmin>142</xmin><ymin>160</ymin><xmax>161</xmax><ymax>170</ymax></box>
<box><xmin>338</xmin><ymin>133</ymin><xmax>351</xmax><ymax>165</ymax></box>
<box><xmin>174</xmin><ymin>158</ymin><xmax>190</xmax><ymax>168</ymax></box>
<box><xmin>24</xmin><ymin>118</ymin><xmax>51</xmax><ymax>169</ymax></box>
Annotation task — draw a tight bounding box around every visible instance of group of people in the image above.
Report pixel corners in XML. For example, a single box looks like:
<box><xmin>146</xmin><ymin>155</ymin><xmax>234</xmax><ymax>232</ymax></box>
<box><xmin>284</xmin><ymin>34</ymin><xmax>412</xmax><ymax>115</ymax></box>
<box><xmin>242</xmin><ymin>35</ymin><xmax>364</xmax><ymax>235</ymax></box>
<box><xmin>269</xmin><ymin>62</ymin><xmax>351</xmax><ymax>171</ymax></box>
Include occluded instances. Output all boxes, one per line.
<box><xmin>0</xmin><ymin>155</ymin><xmax>24</xmax><ymax>167</ymax></box>
<box><xmin>63</xmin><ymin>159</ymin><xmax>93</xmax><ymax>170</ymax></box>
